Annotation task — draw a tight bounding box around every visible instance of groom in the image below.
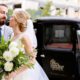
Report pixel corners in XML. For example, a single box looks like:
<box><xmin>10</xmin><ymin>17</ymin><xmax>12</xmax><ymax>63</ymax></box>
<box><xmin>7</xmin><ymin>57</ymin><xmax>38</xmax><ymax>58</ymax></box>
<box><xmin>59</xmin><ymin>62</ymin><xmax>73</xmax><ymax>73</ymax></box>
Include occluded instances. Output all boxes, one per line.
<box><xmin>0</xmin><ymin>4</ymin><xmax>13</xmax><ymax>41</ymax></box>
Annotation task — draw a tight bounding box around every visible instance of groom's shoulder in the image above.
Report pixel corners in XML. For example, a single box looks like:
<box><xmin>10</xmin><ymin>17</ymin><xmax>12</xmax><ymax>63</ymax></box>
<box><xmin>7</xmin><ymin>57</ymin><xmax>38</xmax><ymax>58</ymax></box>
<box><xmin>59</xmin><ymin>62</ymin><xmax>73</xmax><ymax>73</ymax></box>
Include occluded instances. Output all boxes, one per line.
<box><xmin>4</xmin><ymin>24</ymin><xmax>13</xmax><ymax>30</ymax></box>
<box><xmin>3</xmin><ymin>25</ymin><xmax>13</xmax><ymax>34</ymax></box>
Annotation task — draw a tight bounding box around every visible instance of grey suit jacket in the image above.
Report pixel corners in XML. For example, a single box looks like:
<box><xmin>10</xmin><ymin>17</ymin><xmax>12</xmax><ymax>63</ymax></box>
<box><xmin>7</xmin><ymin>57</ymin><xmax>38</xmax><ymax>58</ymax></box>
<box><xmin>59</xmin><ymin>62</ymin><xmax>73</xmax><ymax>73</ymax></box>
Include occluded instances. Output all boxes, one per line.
<box><xmin>1</xmin><ymin>24</ymin><xmax>13</xmax><ymax>41</ymax></box>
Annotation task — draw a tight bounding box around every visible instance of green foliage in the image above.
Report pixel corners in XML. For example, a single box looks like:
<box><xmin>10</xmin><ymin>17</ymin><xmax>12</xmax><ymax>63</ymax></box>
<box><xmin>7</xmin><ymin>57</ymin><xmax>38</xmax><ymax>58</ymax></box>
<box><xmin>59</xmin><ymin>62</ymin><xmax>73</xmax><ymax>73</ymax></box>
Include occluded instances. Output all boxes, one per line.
<box><xmin>0</xmin><ymin>72</ymin><xmax>4</xmax><ymax>80</ymax></box>
<box><xmin>55</xmin><ymin>8</ymin><xmax>63</xmax><ymax>16</ymax></box>
<box><xmin>13</xmin><ymin>51</ymin><xmax>33</xmax><ymax>70</ymax></box>
<box><xmin>8</xmin><ymin>9</ymin><xmax>13</xmax><ymax>16</ymax></box>
<box><xmin>17</xmin><ymin>51</ymin><xmax>29</xmax><ymax>65</ymax></box>
<box><xmin>26</xmin><ymin>1</ymin><xmax>52</xmax><ymax>21</ymax></box>
<box><xmin>0</xmin><ymin>36</ymin><xmax>10</xmax><ymax>56</ymax></box>
<box><xmin>26</xmin><ymin>9</ymin><xmax>38</xmax><ymax>21</ymax></box>
<box><xmin>39</xmin><ymin>1</ymin><xmax>52</xmax><ymax>16</ymax></box>
<box><xmin>0</xmin><ymin>36</ymin><xmax>10</xmax><ymax>79</ymax></box>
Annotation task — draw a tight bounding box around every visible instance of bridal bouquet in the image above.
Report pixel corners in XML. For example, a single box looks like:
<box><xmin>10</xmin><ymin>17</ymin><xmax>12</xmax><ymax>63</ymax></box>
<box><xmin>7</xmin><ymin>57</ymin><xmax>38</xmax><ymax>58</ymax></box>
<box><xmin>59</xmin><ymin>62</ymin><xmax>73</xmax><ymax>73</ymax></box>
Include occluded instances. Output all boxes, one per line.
<box><xmin>0</xmin><ymin>37</ymin><xmax>34</xmax><ymax>80</ymax></box>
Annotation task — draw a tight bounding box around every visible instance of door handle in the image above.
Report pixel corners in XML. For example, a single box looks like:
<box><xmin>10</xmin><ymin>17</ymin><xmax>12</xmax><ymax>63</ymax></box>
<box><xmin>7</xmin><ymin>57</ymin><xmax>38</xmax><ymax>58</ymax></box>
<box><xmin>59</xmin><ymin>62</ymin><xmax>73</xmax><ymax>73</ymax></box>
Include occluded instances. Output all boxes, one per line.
<box><xmin>40</xmin><ymin>54</ymin><xmax>45</xmax><ymax>58</ymax></box>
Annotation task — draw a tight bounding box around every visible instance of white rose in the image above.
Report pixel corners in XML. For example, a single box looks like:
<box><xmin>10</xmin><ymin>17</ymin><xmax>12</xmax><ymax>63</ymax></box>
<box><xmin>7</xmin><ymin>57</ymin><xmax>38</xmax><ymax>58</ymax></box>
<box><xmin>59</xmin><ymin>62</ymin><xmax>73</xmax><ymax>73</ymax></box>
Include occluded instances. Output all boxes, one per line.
<box><xmin>4</xmin><ymin>62</ymin><xmax>13</xmax><ymax>71</ymax></box>
<box><xmin>9</xmin><ymin>41</ymin><xmax>18</xmax><ymax>49</ymax></box>
<box><xmin>3</xmin><ymin>51</ymin><xmax>14</xmax><ymax>61</ymax></box>
<box><xmin>10</xmin><ymin>47</ymin><xmax>19</xmax><ymax>57</ymax></box>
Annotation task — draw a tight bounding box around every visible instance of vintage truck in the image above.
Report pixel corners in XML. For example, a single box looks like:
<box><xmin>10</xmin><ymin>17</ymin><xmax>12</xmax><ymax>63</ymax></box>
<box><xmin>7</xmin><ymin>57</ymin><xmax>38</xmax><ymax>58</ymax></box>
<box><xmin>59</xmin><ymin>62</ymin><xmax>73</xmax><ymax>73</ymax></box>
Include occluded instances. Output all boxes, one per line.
<box><xmin>34</xmin><ymin>16</ymin><xmax>80</xmax><ymax>80</ymax></box>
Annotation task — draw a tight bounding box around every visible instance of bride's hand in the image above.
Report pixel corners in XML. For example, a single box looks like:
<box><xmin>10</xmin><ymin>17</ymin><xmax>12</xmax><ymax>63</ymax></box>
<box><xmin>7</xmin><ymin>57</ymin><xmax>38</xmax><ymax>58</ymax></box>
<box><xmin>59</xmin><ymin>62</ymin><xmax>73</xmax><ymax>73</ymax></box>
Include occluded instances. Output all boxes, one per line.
<box><xmin>5</xmin><ymin>65</ymin><xmax>27</xmax><ymax>80</ymax></box>
<box><xmin>8</xmin><ymin>65</ymin><xmax>27</xmax><ymax>79</ymax></box>
<box><xmin>5</xmin><ymin>72</ymin><xmax>16</xmax><ymax>80</ymax></box>
<box><xmin>28</xmin><ymin>48</ymin><xmax>37</xmax><ymax>64</ymax></box>
<box><xmin>31</xmin><ymin>48</ymin><xmax>37</xmax><ymax>58</ymax></box>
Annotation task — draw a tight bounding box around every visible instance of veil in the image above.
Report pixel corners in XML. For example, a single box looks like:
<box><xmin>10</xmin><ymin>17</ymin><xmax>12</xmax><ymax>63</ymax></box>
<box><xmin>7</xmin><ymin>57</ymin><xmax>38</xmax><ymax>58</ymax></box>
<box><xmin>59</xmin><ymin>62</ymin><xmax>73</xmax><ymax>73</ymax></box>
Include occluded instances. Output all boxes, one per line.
<box><xmin>25</xmin><ymin>19</ymin><xmax>37</xmax><ymax>48</ymax></box>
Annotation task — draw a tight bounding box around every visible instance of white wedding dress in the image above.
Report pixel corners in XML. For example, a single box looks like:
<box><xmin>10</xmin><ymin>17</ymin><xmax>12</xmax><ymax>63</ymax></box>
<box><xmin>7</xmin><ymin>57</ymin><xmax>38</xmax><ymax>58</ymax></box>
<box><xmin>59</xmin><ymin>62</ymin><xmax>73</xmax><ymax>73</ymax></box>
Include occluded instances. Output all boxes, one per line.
<box><xmin>10</xmin><ymin>33</ymin><xmax>49</xmax><ymax>80</ymax></box>
<box><xmin>14</xmin><ymin>61</ymin><xmax>49</xmax><ymax>80</ymax></box>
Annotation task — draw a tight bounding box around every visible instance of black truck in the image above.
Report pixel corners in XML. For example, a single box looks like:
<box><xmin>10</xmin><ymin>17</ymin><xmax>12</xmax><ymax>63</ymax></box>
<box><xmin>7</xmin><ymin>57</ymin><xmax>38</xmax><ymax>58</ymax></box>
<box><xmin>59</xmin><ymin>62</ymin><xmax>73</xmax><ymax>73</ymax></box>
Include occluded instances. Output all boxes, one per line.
<box><xmin>34</xmin><ymin>16</ymin><xmax>80</xmax><ymax>80</ymax></box>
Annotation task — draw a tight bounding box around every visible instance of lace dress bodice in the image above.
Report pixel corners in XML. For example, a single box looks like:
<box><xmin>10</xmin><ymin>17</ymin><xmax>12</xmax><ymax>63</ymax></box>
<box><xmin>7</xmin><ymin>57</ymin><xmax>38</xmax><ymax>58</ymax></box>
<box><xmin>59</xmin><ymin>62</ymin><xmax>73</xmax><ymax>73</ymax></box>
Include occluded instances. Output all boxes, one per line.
<box><xmin>10</xmin><ymin>32</ymin><xmax>26</xmax><ymax>54</ymax></box>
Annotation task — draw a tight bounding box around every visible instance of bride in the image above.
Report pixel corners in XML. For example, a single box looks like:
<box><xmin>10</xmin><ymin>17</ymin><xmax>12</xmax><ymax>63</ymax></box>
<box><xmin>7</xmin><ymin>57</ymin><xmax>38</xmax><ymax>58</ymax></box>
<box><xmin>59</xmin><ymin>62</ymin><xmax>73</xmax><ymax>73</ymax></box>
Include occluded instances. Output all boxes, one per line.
<box><xmin>5</xmin><ymin>9</ymin><xmax>49</xmax><ymax>80</ymax></box>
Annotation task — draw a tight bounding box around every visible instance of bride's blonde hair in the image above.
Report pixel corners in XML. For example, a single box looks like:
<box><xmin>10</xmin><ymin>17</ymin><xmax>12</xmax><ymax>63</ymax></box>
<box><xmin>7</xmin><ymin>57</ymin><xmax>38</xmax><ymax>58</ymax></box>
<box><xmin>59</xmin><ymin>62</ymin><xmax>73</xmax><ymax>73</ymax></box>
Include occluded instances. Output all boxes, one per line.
<box><xmin>13</xmin><ymin>9</ymin><xmax>30</xmax><ymax>32</ymax></box>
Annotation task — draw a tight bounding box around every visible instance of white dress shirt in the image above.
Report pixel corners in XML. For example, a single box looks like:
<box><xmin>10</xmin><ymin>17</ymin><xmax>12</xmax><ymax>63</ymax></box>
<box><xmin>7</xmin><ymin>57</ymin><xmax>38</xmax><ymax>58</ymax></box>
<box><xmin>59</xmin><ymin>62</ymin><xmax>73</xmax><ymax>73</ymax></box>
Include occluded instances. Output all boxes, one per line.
<box><xmin>0</xmin><ymin>24</ymin><xmax>13</xmax><ymax>41</ymax></box>
<box><xmin>25</xmin><ymin>19</ymin><xmax>37</xmax><ymax>48</ymax></box>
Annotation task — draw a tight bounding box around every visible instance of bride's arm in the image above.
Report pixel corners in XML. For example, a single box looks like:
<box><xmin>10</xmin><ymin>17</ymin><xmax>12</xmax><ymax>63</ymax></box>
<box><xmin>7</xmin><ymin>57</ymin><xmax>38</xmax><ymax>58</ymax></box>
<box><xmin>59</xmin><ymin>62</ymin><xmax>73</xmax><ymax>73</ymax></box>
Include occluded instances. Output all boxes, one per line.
<box><xmin>21</xmin><ymin>35</ymin><xmax>37</xmax><ymax>63</ymax></box>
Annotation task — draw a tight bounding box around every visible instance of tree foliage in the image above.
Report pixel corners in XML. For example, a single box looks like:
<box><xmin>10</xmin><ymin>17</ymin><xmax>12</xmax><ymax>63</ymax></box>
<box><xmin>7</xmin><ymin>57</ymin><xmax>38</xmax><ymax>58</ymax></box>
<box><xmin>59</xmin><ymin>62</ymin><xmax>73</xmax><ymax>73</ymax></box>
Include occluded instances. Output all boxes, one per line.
<box><xmin>39</xmin><ymin>1</ymin><xmax>52</xmax><ymax>16</ymax></box>
<box><xmin>8</xmin><ymin>9</ymin><xmax>13</xmax><ymax>16</ymax></box>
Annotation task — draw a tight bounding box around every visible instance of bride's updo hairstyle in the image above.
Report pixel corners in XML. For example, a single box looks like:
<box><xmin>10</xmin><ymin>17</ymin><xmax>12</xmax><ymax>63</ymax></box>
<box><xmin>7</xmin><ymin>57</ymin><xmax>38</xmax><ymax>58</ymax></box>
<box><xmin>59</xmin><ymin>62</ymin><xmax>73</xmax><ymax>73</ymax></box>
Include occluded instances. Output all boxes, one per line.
<box><xmin>13</xmin><ymin>9</ymin><xmax>30</xmax><ymax>32</ymax></box>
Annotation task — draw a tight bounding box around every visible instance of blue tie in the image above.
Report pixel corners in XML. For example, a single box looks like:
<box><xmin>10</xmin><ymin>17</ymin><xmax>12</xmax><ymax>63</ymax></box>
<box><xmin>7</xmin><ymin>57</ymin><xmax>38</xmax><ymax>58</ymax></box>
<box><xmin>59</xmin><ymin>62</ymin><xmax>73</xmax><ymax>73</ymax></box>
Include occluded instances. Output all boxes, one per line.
<box><xmin>0</xmin><ymin>28</ymin><xmax>2</xmax><ymax>42</ymax></box>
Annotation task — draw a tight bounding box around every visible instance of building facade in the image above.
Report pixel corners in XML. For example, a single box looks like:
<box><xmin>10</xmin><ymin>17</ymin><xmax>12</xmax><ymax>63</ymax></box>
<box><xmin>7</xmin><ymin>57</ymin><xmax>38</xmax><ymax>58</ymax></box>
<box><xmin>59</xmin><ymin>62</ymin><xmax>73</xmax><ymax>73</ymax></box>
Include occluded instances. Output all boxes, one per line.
<box><xmin>50</xmin><ymin>0</ymin><xmax>80</xmax><ymax>18</ymax></box>
<box><xmin>0</xmin><ymin>0</ymin><xmax>80</xmax><ymax>18</ymax></box>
